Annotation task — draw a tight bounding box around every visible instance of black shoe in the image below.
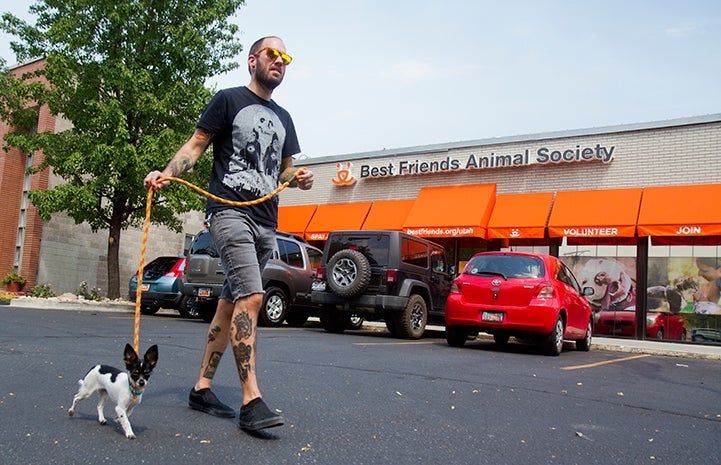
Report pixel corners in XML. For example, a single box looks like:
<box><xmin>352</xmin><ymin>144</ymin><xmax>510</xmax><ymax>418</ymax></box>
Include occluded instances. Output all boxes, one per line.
<box><xmin>238</xmin><ymin>398</ymin><xmax>284</xmax><ymax>431</ymax></box>
<box><xmin>189</xmin><ymin>388</ymin><xmax>235</xmax><ymax>418</ymax></box>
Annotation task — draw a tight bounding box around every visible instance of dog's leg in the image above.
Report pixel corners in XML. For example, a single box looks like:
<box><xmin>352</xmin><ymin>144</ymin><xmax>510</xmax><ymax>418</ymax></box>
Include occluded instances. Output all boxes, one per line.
<box><xmin>115</xmin><ymin>405</ymin><xmax>136</xmax><ymax>439</ymax></box>
<box><xmin>68</xmin><ymin>382</ymin><xmax>93</xmax><ymax>417</ymax></box>
<box><xmin>96</xmin><ymin>389</ymin><xmax>108</xmax><ymax>425</ymax></box>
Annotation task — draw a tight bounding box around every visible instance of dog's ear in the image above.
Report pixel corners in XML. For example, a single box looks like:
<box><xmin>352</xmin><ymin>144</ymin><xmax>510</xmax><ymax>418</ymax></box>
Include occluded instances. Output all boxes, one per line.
<box><xmin>124</xmin><ymin>343</ymin><xmax>139</xmax><ymax>368</ymax></box>
<box><xmin>143</xmin><ymin>344</ymin><xmax>159</xmax><ymax>369</ymax></box>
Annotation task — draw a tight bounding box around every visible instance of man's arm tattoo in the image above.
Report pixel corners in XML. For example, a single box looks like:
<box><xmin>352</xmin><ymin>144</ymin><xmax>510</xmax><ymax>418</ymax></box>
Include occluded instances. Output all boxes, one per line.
<box><xmin>167</xmin><ymin>154</ymin><xmax>193</xmax><ymax>177</ymax></box>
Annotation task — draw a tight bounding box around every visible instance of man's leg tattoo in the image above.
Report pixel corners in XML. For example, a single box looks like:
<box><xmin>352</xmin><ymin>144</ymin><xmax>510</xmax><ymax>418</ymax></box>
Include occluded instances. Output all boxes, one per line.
<box><xmin>233</xmin><ymin>343</ymin><xmax>252</xmax><ymax>382</ymax></box>
<box><xmin>232</xmin><ymin>311</ymin><xmax>255</xmax><ymax>383</ymax></box>
<box><xmin>207</xmin><ymin>325</ymin><xmax>222</xmax><ymax>344</ymax></box>
<box><xmin>203</xmin><ymin>351</ymin><xmax>223</xmax><ymax>380</ymax></box>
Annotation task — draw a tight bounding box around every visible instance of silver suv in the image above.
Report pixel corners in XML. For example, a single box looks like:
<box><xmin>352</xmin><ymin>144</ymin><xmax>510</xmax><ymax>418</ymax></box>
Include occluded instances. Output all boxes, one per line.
<box><xmin>182</xmin><ymin>230</ymin><xmax>323</xmax><ymax>326</ymax></box>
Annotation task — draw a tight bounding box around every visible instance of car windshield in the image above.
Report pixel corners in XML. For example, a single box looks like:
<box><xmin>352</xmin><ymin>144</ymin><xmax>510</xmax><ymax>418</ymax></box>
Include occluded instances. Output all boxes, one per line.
<box><xmin>464</xmin><ymin>255</ymin><xmax>544</xmax><ymax>279</ymax></box>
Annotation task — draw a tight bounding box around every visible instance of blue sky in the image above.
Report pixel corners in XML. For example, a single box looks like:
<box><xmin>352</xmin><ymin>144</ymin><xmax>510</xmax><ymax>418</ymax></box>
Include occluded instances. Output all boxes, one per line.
<box><xmin>2</xmin><ymin>0</ymin><xmax>720</xmax><ymax>158</ymax></box>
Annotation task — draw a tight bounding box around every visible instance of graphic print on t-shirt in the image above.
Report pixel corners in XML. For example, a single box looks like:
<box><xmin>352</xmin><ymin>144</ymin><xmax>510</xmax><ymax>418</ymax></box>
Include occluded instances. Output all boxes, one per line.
<box><xmin>223</xmin><ymin>104</ymin><xmax>286</xmax><ymax>197</ymax></box>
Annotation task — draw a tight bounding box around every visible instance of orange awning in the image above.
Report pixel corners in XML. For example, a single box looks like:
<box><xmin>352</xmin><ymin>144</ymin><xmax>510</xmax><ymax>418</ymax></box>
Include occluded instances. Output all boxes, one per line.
<box><xmin>278</xmin><ymin>205</ymin><xmax>317</xmax><ymax>236</ymax></box>
<box><xmin>548</xmin><ymin>188</ymin><xmax>643</xmax><ymax>239</ymax></box>
<box><xmin>402</xmin><ymin>184</ymin><xmax>496</xmax><ymax>238</ymax></box>
<box><xmin>638</xmin><ymin>184</ymin><xmax>721</xmax><ymax>238</ymax></box>
<box><xmin>361</xmin><ymin>200</ymin><xmax>415</xmax><ymax>231</ymax></box>
<box><xmin>304</xmin><ymin>202</ymin><xmax>372</xmax><ymax>241</ymax></box>
<box><xmin>486</xmin><ymin>192</ymin><xmax>554</xmax><ymax>239</ymax></box>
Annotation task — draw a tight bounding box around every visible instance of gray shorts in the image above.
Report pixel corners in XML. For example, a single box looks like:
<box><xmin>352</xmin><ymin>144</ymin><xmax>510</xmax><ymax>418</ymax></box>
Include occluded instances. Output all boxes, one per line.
<box><xmin>208</xmin><ymin>210</ymin><xmax>275</xmax><ymax>303</ymax></box>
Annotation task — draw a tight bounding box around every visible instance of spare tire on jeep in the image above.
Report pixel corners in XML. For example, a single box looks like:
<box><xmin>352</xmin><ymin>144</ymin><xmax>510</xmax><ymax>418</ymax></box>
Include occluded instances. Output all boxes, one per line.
<box><xmin>326</xmin><ymin>249</ymin><xmax>372</xmax><ymax>297</ymax></box>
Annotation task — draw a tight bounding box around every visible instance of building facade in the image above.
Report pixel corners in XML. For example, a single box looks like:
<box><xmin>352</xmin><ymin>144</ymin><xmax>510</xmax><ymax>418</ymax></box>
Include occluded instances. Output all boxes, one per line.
<box><xmin>274</xmin><ymin>114</ymin><xmax>721</xmax><ymax>345</ymax></box>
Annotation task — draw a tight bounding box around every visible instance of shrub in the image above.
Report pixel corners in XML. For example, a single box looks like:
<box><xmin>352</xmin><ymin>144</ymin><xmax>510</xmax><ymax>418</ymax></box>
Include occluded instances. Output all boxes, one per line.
<box><xmin>27</xmin><ymin>282</ymin><xmax>57</xmax><ymax>298</ymax></box>
<box><xmin>76</xmin><ymin>281</ymin><xmax>103</xmax><ymax>301</ymax></box>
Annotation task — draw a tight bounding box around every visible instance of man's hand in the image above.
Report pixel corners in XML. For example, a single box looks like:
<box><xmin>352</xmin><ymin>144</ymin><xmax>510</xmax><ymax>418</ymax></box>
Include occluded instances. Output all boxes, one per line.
<box><xmin>144</xmin><ymin>170</ymin><xmax>170</xmax><ymax>192</ymax></box>
<box><xmin>294</xmin><ymin>167</ymin><xmax>314</xmax><ymax>190</ymax></box>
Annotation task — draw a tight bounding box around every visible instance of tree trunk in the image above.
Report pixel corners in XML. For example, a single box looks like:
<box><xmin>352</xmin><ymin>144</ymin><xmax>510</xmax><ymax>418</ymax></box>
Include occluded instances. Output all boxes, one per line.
<box><xmin>106</xmin><ymin>206</ymin><xmax>124</xmax><ymax>300</ymax></box>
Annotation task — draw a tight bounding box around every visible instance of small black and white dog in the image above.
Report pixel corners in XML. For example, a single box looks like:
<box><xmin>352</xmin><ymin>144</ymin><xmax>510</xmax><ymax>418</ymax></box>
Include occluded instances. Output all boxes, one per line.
<box><xmin>68</xmin><ymin>344</ymin><xmax>158</xmax><ymax>439</ymax></box>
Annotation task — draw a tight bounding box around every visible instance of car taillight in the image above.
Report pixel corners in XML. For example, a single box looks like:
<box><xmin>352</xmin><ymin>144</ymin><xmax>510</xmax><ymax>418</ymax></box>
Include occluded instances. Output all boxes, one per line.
<box><xmin>535</xmin><ymin>283</ymin><xmax>554</xmax><ymax>299</ymax></box>
<box><xmin>450</xmin><ymin>281</ymin><xmax>460</xmax><ymax>293</ymax></box>
<box><xmin>386</xmin><ymin>269</ymin><xmax>397</xmax><ymax>283</ymax></box>
<box><xmin>165</xmin><ymin>258</ymin><xmax>186</xmax><ymax>278</ymax></box>
<box><xmin>316</xmin><ymin>267</ymin><xmax>325</xmax><ymax>280</ymax></box>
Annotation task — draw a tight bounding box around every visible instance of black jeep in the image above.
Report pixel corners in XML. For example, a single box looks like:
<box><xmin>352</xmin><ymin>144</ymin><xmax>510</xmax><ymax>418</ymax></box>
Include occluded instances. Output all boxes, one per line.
<box><xmin>311</xmin><ymin>230</ymin><xmax>452</xmax><ymax>339</ymax></box>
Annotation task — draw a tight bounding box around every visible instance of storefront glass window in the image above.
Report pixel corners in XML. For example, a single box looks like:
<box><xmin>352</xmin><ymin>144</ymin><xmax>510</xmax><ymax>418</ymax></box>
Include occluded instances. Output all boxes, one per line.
<box><xmin>557</xmin><ymin>240</ymin><xmax>721</xmax><ymax>344</ymax></box>
<box><xmin>648</xmin><ymin>243</ymin><xmax>721</xmax><ymax>345</ymax></box>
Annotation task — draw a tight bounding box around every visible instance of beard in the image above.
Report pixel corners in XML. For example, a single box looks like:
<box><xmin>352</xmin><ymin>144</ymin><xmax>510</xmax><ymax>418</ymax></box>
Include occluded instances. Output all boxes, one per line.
<box><xmin>255</xmin><ymin>66</ymin><xmax>284</xmax><ymax>91</ymax></box>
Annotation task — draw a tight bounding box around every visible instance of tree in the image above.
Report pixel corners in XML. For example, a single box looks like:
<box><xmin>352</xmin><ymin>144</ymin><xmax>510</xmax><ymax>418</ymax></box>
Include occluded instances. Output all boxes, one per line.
<box><xmin>0</xmin><ymin>0</ymin><xmax>244</xmax><ymax>298</ymax></box>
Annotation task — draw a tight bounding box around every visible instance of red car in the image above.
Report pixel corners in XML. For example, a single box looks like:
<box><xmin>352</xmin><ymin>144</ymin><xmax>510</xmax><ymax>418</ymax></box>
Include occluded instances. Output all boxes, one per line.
<box><xmin>594</xmin><ymin>308</ymin><xmax>687</xmax><ymax>340</ymax></box>
<box><xmin>445</xmin><ymin>252</ymin><xmax>594</xmax><ymax>355</ymax></box>
<box><xmin>593</xmin><ymin>285</ymin><xmax>688</xmax><ymax>340</ymax></box>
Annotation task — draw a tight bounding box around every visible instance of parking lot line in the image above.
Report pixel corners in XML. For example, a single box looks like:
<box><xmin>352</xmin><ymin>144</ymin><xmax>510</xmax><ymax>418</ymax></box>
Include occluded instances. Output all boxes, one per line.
<box><xmin>352</xmin><ymin>341</ymin><xmax>436</xmax><ymax>346</ymax></box>
<box><xmin>561</xmin><ymin>354</ymin><xmax>651</xmax><ymax>370</ymax></box>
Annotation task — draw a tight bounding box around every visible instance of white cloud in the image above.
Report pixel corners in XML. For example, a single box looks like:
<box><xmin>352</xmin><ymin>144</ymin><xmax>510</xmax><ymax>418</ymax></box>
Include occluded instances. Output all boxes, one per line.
<box><xmin>665</xmin><ymin>24</ymin><xmax>697</xmax><ymax>38</ymax></box>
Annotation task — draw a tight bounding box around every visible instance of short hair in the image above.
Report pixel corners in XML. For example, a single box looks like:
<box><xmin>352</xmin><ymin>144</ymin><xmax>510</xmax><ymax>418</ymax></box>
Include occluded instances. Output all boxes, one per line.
<box><xmin>248</xmin><ymin>36</ymin><xmax>281</xmax><ymax>56</ymax></box>
<box><xmin>248</xmin><ymin>36</ymin><xmax>282</xmax><ymax>74</ymax></box>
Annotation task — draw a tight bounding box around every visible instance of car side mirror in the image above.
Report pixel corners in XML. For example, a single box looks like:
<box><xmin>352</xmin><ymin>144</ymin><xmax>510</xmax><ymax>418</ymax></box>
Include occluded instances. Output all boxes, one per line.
<box><xmin>582</xmin><ymin>287</ymin><xmax>594</xmax><ymax>296</ymax></box>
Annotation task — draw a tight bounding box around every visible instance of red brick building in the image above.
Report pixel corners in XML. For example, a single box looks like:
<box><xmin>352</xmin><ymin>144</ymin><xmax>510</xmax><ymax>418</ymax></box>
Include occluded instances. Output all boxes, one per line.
<box><xmin>0</xmin><ymin>58</ymin><xmax>53</xmax><ymax>290</ymax></box>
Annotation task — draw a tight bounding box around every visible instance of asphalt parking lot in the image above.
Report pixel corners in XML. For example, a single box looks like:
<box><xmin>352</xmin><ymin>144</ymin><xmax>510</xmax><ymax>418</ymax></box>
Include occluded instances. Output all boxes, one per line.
<box><xmin>1</xmin><ymin>303</ymin><xmax>720</xmax><ymax>465</ymax></box>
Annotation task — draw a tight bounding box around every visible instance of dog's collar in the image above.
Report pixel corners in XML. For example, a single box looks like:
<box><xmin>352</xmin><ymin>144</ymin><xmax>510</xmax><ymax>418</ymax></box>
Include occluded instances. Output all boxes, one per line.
<box><xmin>128</xmin><ymin>382</ymin><xmax>144</xmax><ymax>399</ymax></box>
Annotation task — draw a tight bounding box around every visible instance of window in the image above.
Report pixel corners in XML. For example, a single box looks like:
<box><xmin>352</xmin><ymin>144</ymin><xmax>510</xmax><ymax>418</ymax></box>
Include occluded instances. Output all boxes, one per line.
<box><xmin>401</xmin><ymin>237</ymin><xmax>429</xmax><ymax>268</ymax></box>
<box><xmin>431</xmin><ymin>246</ymin><xmax>447</xmax><ymax>274</ymax></box>
<box><xmin>278</xmin><ymin>239</ymin><xmax>303</xmax><ymax>268</ymax></box>
<box><xmin>190</xmin><ymin>232</ymin><xmax>218</xmax><ymax>257</ymax></box>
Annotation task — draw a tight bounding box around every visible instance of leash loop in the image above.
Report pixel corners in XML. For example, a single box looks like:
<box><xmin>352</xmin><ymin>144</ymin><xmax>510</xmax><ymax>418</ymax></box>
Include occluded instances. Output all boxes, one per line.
<box><xmin>133</xmin><ymin>169</ymin><xmax>303</xmax><ymax>352</ymax></box>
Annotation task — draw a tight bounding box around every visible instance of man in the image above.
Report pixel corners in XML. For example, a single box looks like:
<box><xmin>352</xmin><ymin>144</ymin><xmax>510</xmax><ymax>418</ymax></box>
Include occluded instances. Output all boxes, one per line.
<box><xmin>144</xmin><ymin>36</ymin><xmax>313</xmax><ymax>431</ymax></box>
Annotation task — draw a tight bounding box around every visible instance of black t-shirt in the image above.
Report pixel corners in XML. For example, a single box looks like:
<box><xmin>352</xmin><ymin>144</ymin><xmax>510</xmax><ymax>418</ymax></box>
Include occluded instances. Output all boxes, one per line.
<box><xmin>197</xmin><ymin>86</ymin><xmax>300</xmax><ymax>227</ymax></box>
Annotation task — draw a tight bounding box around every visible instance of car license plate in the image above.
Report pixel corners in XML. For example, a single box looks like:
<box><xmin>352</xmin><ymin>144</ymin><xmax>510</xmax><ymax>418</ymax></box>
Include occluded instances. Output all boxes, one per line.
<box><xmin>141</xmin><ymin>284</ymin><xmax>150</xmax><ymax>291</ymax></box>
<box><xmin>198</xmin><ymin>288</ymin><xmax>211</xmax><ymax>297</ymax></box>
<box><xmin>311</xmin><ymin>281</ymin><xmax>326</xmax><ymax>292</ymax></box>
<box><xmin>481</xmin><ymin>311</ymin><xmax>504</xmax><ymax>323</ymax></box>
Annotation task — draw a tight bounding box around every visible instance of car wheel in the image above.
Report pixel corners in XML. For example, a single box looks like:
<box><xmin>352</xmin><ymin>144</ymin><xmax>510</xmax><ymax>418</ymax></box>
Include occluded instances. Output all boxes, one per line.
<box><xmin>493</xmin><ymin>333</ymin><xmax>510</xmax><ymax>346</ymax></box>
<box><xmin>319</xmin><ymin>305</ymin><xmax>346</xmax><ymax>333</ymax></box>
<box><xmin>326</xmin><ymin>249</ymin><xmax>371</xmax><ymax>298</ymax></box>
<box><xmin>199</xmin><ymin>299</ymin><xmax>218</xmax><ymax>323</ymax></box>
<box><xmin>445</xmin><ymin>326</ymin><xmax>468</xmax><ymax>347</ymax></box>
<box><xmin>347</xmin><ymin>313</ymin><xmax>364</xmax><ymax>330</ymax></box>
<box><xmin>177</xmin><ymin>296</ymin><xmax>198</xmax><ymax>319</ymax></box>
<box><xmin>285</xmin><ymin>310</ymin><xmax>309</xmax><ymax>327</ymax></box>
<box><xmin>544</xmin><ymin>315</ymin><xmax>564</xmax><ymax>356</ymax></box>
<box><xmin>393</xmin><ymin>294</ymin><xmax>427</xmax><ymax>339</ymax></box>
<box><xmin>140</xmin><ymin>305</ymin><xmax>160</xmax><ymax>315</ymax></box>
<box><xmin>680</xmin><ymin>329</ymin><xmax>687</xmax><ymax>341</ymax></box>
<box><xmin>576</xmin><ymin>318</ymin><xmax>592</xmax><ymax>352</ymax></box>
<box><xmin>656</xmin><ymin>328</ymin><xmax>664</xmax><ymax>340</ymax></box>
<box><xmin>259</xmin><ymin>286</ymin><xmax>288</xmax><ymax>327</ymax></box>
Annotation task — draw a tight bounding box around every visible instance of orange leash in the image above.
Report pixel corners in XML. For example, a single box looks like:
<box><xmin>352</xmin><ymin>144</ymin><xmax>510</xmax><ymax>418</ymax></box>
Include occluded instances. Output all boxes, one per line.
<box><xmin>133</xmin><ymin>170</ymin><xmax>302</xmax><ymax>352</ymax></box>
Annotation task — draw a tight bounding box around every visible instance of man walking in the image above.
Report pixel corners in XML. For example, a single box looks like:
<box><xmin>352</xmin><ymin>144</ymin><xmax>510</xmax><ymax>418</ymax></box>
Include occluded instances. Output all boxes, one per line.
<box><xmin>145</xmin><ymin>36</ymin><xmax>313</xmax><ymax>431</ymax></box>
